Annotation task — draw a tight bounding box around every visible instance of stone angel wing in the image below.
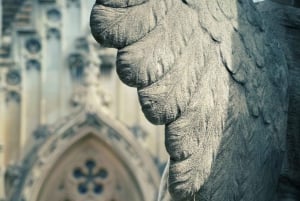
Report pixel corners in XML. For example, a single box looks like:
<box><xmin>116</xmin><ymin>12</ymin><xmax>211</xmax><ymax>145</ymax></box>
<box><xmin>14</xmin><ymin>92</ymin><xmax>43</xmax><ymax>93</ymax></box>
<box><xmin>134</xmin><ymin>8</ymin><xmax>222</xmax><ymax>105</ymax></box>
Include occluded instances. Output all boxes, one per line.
<box><xmin>90</xmin><ymin>0</ymin><xmax>289</xmax><ymax>200</ymax></box>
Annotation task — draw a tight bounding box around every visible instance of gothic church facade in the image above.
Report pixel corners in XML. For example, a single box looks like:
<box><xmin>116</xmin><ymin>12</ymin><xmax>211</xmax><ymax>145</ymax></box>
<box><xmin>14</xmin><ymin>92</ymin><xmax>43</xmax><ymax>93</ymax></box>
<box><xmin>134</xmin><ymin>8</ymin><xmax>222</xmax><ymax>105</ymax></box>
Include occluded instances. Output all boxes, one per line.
<box><xmin>0</xmin><ymin>0</ymin><xmax>167</xmax><ymax>200</ymax></box>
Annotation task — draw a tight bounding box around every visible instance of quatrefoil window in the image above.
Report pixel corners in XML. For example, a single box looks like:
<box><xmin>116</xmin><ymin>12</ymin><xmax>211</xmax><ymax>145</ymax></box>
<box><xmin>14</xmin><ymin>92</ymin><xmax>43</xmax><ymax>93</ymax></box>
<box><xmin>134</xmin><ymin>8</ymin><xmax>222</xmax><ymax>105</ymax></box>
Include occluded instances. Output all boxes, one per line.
<box><xmin>25</xmin><ymin>38</ymin><xmax>41</xmax><ymax>54</ymax></box>
<box><xmin>73</xmin><ymin>159</ymin><xmax>109</xmax><ymax>195</ymax></box>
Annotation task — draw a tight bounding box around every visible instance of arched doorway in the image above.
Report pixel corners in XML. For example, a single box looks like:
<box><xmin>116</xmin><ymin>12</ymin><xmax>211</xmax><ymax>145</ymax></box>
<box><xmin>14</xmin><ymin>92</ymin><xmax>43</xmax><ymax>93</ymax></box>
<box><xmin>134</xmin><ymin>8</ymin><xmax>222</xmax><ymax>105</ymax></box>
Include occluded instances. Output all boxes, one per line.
<box><xmin>11</xmin><ymin>112</ymin><xmax>160</xmax><ymax>201</ymax></box>
<box><xmin>38</xmin><ymin>134</ymin><xmax>144</xmax><ymax>201</ymax></box>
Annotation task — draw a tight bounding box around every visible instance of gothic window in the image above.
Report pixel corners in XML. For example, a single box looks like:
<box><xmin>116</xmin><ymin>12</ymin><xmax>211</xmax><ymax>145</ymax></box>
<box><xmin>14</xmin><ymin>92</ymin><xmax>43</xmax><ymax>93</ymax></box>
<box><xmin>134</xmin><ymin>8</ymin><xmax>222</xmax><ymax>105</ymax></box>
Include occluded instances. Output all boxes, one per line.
<box><xmin>36</xmin><ymin>136</ymin><xmax>144</xmax><ymax>201</ymax></box>
<box><xmin>72</xmin><ymin>159</ymin><xmax>109</xmax><ymax>195</ymax></box>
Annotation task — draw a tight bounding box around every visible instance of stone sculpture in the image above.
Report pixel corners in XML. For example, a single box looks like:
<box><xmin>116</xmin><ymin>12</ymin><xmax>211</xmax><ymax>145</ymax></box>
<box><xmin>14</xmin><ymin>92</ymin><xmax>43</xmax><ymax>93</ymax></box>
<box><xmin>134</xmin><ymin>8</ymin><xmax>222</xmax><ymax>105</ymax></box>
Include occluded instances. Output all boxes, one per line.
<box><xmin>90</xmin><ymin>0</ymin><xmax>289</xmax><ymax>200</ymax></box>
<box><xmin>257</xmin><ymin>1</ymin><xmax>300</xmax><ymax>200</ymax></box>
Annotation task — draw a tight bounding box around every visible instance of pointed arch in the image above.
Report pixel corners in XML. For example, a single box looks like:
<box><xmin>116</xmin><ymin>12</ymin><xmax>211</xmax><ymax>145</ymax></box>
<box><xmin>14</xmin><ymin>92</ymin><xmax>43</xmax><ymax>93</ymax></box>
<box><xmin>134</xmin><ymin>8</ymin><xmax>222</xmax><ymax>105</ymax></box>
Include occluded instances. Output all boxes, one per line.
<box><xmin>12</xmin><ymin>111</ymin><xmax>160</xmax><ymax>201</ymax></box>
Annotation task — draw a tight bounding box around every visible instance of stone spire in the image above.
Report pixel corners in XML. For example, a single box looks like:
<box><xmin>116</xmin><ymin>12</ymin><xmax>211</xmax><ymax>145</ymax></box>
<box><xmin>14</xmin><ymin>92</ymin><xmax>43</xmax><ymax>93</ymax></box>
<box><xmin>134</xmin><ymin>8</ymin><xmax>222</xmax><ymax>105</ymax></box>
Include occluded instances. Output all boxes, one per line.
<box><xmin>71</xmin><ymin>37</ymin><xmax>111</xmax><ymax>113</ymax></box>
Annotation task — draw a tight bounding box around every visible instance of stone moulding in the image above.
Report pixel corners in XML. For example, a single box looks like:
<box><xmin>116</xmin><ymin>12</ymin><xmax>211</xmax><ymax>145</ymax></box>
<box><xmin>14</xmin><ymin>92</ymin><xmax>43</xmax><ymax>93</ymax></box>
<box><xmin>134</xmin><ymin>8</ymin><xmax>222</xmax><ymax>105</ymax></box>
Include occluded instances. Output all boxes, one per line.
<box><xmin>8</xmin><ymin>110</ymin><xmax>160</xmax><ymax>201</ymax></box>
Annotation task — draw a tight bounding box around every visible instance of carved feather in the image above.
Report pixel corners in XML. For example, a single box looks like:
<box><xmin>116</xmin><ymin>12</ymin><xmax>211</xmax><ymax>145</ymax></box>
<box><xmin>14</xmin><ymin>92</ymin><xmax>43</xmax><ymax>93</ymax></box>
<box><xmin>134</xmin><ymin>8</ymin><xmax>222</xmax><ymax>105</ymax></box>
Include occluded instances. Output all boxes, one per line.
<box><xmin>90</xmin><ymin>0</ymin><xmax>288</xmax><ymax>200</ymax></box>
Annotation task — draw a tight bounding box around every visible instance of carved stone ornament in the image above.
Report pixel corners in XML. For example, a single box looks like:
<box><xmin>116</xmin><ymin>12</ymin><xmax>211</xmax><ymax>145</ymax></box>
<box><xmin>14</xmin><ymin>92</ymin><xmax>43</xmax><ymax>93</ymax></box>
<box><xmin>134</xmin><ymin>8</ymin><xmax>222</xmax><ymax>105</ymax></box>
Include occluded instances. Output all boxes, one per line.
<box><xmin>5</xmin><ymin>164</ymin><xmax>22</xmax><ymax>190</ymax></box>
<box><xmin>68</xmin><ymin>53</ymin><xmax>86</xmax><ymax>79</ymax></box>
<box><xmin>98</xmin><ymin>48</ymin><xmax>116</xmax><ymax>74</ymax></box>
<box><xmin>46</xmin><ymin>8</ymin><xmax>61</xmax><ymax>22</ymax></box>
<box><xmin>47</xmin><ymin>28</ymin><xmax>61</xmax><ymax>39</ymax></box>
<box><xmin>6</xmin><ymin>70</ymin><xmax>21</xmax><ymax>86</ymax></box>
<box><xmin>90</xmin><ymin>0</ymin><xmax>289</xmax><ymax>201</ymax></box>
<box><xmin>25</xmin><ymin>38</ymin><xmax>41</xmax><ymax>54</ymax></box>
<box><xmin>130</xmin><ymin>124</ymin><xmax>148</xmax><ymax>140</ymax></box>
<box><xmin>75</xmin><ymin>38</ymin><xmax>90</xmax><ymax>52</ymax></box>
<box><xmin>8</xmin><ymin>112</ymin><xmax>160</xmax><ymax>201</ymax></box>
<box><xmin>26</xmin><ymin>59</ymin><xmax>41</xmax><ymax>71</ymax></box>
<box><xmin>71</xmin><ymin>63</ymin><xmax>111</xmax><ymax>113</ymax></box>
<box><xmin>33</xmin><ymin>125</ymin><xmax>51</xmax><ymax>140</ymax></box>
<box><xmin>5</xmin><ymin>91</ymin><xmax>21</xmax><ymax>103</ymax></box>
<box><xmin>66</xmin><ymin>0</ymin><xmax>80</xmax><ymax>8</ymax></box>
<box><xmin>65</xmin><ymin>151</ymin><xmax>116</xmax><ymax>201</ymax></box>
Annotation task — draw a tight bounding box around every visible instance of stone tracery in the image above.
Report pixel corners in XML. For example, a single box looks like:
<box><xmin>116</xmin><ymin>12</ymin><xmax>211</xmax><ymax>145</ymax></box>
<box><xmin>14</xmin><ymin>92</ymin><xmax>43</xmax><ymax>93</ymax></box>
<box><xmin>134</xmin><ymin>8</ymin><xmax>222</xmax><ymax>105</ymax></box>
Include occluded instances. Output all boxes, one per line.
<box><xmin>0</xmin><ymin>1</ymin><xmax>163</xmax><ymax>201</ymax></box>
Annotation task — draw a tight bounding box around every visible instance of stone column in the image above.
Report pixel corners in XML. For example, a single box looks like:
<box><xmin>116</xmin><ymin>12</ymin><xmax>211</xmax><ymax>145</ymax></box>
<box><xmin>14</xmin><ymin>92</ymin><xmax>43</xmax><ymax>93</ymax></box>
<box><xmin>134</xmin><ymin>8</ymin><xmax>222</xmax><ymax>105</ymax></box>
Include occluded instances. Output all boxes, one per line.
<box><xmin>0</xmin><ymin>70</ymin><xmax>6</xmax><ymax>201</ymax></box>
<box><xmin>0</xmin><ymin>0</ymin><xmax>2</xmax><ymax>40</ymax></box>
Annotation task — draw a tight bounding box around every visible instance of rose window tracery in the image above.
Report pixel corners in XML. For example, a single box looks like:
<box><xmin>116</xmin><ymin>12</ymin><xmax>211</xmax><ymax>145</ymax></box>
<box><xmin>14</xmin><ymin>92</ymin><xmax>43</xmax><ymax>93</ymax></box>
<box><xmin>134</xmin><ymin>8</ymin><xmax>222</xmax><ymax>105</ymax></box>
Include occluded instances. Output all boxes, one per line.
<box><xmin>72</xmin><ymin>159</ymin><xmax>108</xmax><ymax>195</ymax></box>
<box><xmin>64</xmin><ymin>152</ymin><xmax>117</xmax><ymax>201</ymax></box>
<box><xmin>35</xmin><ymin>137</ymin><xmax>147</xmax><ymax>201</ymax></box>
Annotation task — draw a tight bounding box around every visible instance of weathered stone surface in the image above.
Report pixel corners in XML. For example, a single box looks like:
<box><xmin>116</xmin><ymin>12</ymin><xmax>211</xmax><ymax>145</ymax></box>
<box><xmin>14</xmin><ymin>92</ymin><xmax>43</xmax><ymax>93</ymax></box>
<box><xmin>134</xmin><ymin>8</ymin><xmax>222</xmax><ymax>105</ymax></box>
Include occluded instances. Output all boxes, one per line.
<box><xmin>258</xmin><ymin>2</ymin><xmax>300</xmax><ymax>200</ymax></box>
<box><xmin>90</xmin><ymin>0</ymin><xmax>289</xmax><ymax>200</ymax></box>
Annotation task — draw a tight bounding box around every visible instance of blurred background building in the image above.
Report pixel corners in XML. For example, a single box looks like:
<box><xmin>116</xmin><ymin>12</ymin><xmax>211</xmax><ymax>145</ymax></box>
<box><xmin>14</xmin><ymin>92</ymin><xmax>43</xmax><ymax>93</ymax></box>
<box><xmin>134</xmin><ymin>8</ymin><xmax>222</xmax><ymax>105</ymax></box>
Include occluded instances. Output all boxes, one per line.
<box><xmin>0</xmin><ymin>0</ymin><xmax>167</xmax><ymax>200</ymax></box>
